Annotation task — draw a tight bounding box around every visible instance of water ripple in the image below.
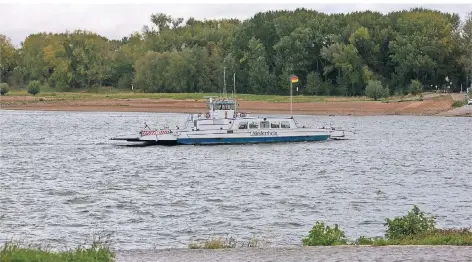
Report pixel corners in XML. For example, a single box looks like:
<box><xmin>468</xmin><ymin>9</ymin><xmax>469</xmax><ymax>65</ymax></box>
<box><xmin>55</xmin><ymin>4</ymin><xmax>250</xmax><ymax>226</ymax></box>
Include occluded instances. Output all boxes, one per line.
<box><xmin>1</xmin><ymin>110</ymin><xmax>472</xmax><ymax>250</ymax></box>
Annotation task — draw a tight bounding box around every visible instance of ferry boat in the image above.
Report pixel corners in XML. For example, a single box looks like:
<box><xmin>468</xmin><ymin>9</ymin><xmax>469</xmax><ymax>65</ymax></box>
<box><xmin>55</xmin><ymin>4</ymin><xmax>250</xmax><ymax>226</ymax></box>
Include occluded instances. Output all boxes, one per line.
<box><xmin>110</xmin><ymin>97</ymin><xmax>346</xmax><ymax>146</ymax></box>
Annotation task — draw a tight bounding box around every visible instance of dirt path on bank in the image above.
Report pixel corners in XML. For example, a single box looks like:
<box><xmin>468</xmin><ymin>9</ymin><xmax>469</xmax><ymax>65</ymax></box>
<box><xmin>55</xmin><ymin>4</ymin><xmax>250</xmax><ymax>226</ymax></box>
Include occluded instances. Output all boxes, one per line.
<box><xmin>0</xmin><ymin>93</ymin><xmax>469</xmax><ymax>116</ymax></box>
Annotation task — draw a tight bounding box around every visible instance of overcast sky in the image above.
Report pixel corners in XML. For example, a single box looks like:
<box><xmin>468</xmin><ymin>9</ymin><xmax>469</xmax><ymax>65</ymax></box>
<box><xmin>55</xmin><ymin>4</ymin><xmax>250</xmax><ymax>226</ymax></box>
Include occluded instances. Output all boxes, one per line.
<box><xmin>1</xmin><ymin>3</ymin><xmax>471</xmax><ymax>46</ymax></box>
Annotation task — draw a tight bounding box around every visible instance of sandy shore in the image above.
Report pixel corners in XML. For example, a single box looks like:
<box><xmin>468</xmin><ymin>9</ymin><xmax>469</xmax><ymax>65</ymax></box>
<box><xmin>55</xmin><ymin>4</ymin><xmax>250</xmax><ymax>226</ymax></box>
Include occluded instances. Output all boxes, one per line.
<box><xmin>1</xmin><ymin>94</ymin><xmax>471</xmax><ymax>116</ymax></box>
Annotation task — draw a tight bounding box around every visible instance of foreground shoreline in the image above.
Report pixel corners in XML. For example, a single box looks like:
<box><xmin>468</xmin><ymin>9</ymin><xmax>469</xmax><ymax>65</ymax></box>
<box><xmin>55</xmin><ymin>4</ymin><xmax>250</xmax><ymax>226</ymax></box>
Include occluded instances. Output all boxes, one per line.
<box><xmin>1</xmin><ymin>94</ymin><xmax>471</xmax><ymax>117</ymax></box>
<box><xmin>115</xmin><ymin>246</ymin><xmax>472</xmax><ymax>262</ymax></box>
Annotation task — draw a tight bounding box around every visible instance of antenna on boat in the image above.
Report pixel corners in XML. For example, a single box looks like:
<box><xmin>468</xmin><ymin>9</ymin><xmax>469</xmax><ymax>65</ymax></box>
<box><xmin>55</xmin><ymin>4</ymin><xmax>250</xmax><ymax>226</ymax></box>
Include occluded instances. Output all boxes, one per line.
<box><xmin>223</xmin><ymin>67</ymin><xmax>227</xmax><ymax>98</ymax></box>
<box><xmin>233</xmin><ymin>72</ymin><xmax>237</xmax><ymax>112</ymax></box>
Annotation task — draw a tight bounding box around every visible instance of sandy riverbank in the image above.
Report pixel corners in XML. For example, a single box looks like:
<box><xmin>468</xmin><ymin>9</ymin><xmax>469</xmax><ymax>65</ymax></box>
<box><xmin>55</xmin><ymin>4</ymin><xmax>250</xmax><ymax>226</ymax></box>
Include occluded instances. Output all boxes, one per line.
<box><xmin>1</xmin><ymin>93</ymin><xmax>471</xmax><ymax>116</ymax></box>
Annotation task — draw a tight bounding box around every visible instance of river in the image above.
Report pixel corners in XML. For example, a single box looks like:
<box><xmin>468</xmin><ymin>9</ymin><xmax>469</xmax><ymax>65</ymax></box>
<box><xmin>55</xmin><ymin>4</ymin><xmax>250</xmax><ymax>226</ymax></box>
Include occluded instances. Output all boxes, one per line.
<box><xmin>1</xmin><ymin>110</ymin><xmax>471</xmax><ymax>250</ymax></box>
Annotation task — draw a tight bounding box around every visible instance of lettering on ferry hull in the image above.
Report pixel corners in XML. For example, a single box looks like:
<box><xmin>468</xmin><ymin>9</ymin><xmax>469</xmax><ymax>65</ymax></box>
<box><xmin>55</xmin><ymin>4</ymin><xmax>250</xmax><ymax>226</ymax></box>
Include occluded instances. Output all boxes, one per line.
<box><xmin>250</xmin><ymin>131</ymin><xmax>278</xmax><ymax>136</ymax></box>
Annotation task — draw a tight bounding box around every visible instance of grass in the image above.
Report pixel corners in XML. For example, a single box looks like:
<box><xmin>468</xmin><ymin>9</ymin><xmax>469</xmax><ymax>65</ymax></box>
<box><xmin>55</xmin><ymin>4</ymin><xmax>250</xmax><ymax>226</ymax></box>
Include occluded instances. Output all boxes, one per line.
<box><xmin>0</xmin><ymin>232</ymin><xmax>115</xmax><ymax>262</ymax></box>
<box><xmin>3</xmin><ymin>88</ymin><xmax>430</xmax><ymax>104</ymax></box>
<box><xmin>353</xmin><ymin>229</ymin><xmax>472</xmax><ymax>246</ymax></box>
<box><xmin>188</xmin><ymin>235</ymin><xmax>268</xmax><ymax>249</ymax></box>
<box><xmin>303</xmin><ymin>206</ymin><xmax>472</xmax><ymax>247</ymax></box>
<box><xmin>188</xmin><ymin>236</ymin><xmax>237</xmax><ymax>249</ymax></box>
<box><xmin>0</xmin><ymin>242</ymin><xmax>114</xmax><ymax>262</ymax></box>
<box><xmin>452</xmin><ymin>99</ymin><xmax>467</xmax><ymax>108</ymax></box>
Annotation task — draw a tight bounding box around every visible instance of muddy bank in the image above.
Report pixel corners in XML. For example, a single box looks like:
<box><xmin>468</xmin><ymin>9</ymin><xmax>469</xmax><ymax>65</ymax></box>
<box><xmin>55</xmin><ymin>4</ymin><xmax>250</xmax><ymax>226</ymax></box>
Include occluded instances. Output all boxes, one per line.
<box><xmin>1</xmin><ymin>93</ymin><xmax>470</xmax><ymax>116</ymax></box>
<box><xmin>115</xmin><ymin>246</ymin><xmax>472</xmax><ymax>262</ymax></box>
<box><xmin>2</xmin><ymin>94</ymin><xmax>469</xmax><ymax>116</ymax></box>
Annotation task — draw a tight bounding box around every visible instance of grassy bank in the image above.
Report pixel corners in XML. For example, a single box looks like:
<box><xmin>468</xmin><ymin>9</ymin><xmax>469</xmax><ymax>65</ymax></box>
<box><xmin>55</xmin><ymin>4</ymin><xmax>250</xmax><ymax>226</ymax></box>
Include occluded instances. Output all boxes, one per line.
<box><xmin>2</xmin><ymin>89</ymin><xmax>429</xmax><ymax>103</ymax></box>
<box><xmin>452</xmin><ymin>99</ymin><xmax>468</xmax><ymax>108</ymax></box>
<box><xmin>0</xmin><ymin>242</ymin><xmax>114</xmax><ymax>262</ymax></box>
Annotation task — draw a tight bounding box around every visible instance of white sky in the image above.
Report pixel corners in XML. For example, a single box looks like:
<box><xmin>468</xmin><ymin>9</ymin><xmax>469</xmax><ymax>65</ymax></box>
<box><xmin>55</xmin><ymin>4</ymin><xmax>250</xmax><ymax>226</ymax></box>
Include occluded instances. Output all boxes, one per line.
<box><xmin>1</xmin><ymin>1</ymin><xmax>471</xmax><ymax>46</ymax></box>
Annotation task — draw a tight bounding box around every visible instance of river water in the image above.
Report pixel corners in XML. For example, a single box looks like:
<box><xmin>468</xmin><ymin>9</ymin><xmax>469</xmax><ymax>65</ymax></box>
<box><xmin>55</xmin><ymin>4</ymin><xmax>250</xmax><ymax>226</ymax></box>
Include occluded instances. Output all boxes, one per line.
<box><xmin>1</xmin><ymin>110</ymin><xmax>471</xmax><ymax>250</ymax></box>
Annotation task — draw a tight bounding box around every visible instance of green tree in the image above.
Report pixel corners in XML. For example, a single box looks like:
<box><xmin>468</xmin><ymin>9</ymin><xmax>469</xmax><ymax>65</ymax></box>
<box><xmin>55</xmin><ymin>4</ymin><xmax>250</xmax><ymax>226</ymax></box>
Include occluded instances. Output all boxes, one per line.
<box><xmin>460</xmin><ymin>12</ymin><xmax>472</xmax><ymax>88</ymax></box>
<box><xmin>409</xmin><ymin>79</ymin><xmax>423</xmax><ymax>95</ymax></box>
<box><xmin>27</xmin><ymin>80</ymin><xmax>41</xmax><ymax>95</ymax></box>
<box><xmin>0</xmin><ymin>83</ymin><xmax>9</xmax><ymax>95</ymax></box>
<box><xmin>0</xmin><ymin>35</ymin><xmax>18</xmax><ymax>85</ymax></box>
<box><xmin>246</xmin><ymin>38</ymin><xmax>275</xmax><ymax>94</ymax></box>
<box><xmin>305</xmin><ymin>71</ymin><xmax>324</xmax><ymax>95</ymax></box>
<box><xmin>365</xmin><ymin>80</ymin><xmax>388</xmax><ymax>100</ymax></box>
<box><xmin>2</xmin><ymin>8</ymin><xmax>470</xmax><ymax>96</ymax></box>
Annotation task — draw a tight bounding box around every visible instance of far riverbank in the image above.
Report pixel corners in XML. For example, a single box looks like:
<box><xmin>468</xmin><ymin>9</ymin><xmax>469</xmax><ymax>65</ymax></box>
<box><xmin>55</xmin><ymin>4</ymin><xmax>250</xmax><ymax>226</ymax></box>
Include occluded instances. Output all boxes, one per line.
<box><xmin>1</xmin><ymin>91</ymin><xmax>470</xmax><ymax>117</ymax></box>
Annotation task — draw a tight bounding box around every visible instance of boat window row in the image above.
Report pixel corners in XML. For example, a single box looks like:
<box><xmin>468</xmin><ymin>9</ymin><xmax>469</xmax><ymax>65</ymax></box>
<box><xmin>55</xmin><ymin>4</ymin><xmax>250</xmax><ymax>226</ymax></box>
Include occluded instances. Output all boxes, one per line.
<box><xmin>238</xmin><ymin>121</ymin><xmax>291</xmax><ymax>129</ymax></box>
<box><xmin>214</xmin><ymin>104</ymin><xmax>234</xmax><ymax>110</ymax></box>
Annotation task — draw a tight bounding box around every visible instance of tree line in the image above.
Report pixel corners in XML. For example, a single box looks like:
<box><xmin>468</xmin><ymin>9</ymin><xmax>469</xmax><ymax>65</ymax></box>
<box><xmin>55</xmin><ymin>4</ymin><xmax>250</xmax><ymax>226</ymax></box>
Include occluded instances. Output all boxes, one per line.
<box><xmin>1</xmin><ymin>8</ymin><xmax>471</xmax><ymax>96</ymax></box>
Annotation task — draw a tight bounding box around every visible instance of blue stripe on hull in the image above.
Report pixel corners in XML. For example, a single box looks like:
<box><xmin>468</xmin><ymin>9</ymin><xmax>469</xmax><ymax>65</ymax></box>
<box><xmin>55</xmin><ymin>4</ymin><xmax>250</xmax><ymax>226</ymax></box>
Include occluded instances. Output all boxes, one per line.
<box><xmin>177</xmin><ymin>135</ymin><xmax>329</xmax><ymax>145</ymax></box>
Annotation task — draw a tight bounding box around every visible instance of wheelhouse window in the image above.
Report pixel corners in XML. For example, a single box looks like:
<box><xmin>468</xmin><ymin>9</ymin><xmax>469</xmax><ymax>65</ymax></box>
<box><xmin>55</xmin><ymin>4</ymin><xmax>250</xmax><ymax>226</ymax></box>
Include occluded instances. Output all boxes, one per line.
<box><xmin>249</xmin><ymin>121</ymin><xmax>259</xmax><ymax>129</ymax></box>
<box><xmin>271</xmin><ymin>121</ymin><xmax>280</xmax><ymax>128</ymax></box>
<box><xmin>281</xmin><ymin>121</ymin><xmax>290</xmax><ymax>128</ymax></box>
<box><xmin>260</xmin><ymin>121</ymin><xmax>270</xmax><ymax>129</ymax></box>
<box><xmin>238</xmin><ymin>122</ymin><xmax>248</xmax><ymax>129</ymax></box>
<box><xmin>213</xmin><ymin>102</ymin><xmax>235</xmax><ymax>110</ymax></box>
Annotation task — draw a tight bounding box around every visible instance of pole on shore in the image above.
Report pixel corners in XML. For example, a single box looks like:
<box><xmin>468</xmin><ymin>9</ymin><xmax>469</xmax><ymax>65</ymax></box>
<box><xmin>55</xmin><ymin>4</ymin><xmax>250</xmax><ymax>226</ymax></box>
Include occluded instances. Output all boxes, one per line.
<box><xmin>290</xmin><ymin>81</ymin><xmax>293</xmax><ymax>115</ymax></box>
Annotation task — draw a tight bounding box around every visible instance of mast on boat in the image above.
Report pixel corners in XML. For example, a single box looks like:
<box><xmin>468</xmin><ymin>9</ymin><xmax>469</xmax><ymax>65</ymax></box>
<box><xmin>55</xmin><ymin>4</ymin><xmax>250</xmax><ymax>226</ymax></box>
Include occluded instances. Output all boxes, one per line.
<box><xmin>233</xmin><ymin>73</ymin><xmax>236</xmax><ymax>112</ymax></box>
<box><xmin>223</xmin><ymin>67</ymin><xmax>227</xmax><ymax>98</ymax></box>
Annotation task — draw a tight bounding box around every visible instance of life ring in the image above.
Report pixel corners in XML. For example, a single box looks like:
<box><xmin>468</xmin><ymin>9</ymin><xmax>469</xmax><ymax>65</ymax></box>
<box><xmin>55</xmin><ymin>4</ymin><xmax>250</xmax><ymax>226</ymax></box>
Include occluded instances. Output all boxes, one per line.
<box><xmin>205</xmin><ymin>113</ymin><xmax>210</xmax><ymax>119</ymax></box>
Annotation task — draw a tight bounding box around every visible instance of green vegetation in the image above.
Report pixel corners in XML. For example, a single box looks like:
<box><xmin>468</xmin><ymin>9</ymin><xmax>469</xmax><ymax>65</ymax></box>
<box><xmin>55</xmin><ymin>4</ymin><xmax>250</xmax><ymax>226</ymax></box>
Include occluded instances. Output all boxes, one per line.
<box><xmin>0</xmin><ymin>241</ymin><xmax>114</xmax><ymax>262</ymax></box>
<box><xmin>188</xmin><ymin>235</ymin><xmax>268</xmax><ymax>249</ymax></box>
<box><xmin>452</xmin><ymin>99</ymin><xmax>467</xmax><ymax>107</ymax></box>
<box><xmin>2</xmin><ymin>88</ymin><xmax>427</xmax><ymax>104</ymax></box>
<box><xmin>303</xmin><ymin>206</ymin><xmax>472</xmax><ymax>246</ymax></box>
<box><xmin>302</xmin><ymin>221</ymin><xmax>347</xmax><ymax>246</ymax></box>
<box><xmin>1</xmin><ymin>10</ymin><xmax>471</xmax><ymax>97</ymax></box>
<box><xmin>2</xmin><ymin>206</ymin><xmax>471</xmax><ymax>258</ymax></box>
<box><xmin>409</xmin><ymin>80</ymin><xmax>423</xmax><ymax>95</ymax></box>
<box><xmin>0</xmin><ymin>83</ymin><xmax>9</xmax><ymax>95</ymax></box>
<box><xmin>188</xmin><ymin>236</ymin><xmax>237</xmax><ymax>249</ymax></box>
<box><xmin>365</xmin><ymin>80</ymin><xmax>389</xmax><ymax>101</ymax></box>
<box><xmin>27</xmin><ymin>80</ymin><xmax>41</xmax><ymax>96</ymax></box>
<box><xmin>384</xmin><ymin>205</ymin><xmax>436</xmax><ymax>240</ymax></box>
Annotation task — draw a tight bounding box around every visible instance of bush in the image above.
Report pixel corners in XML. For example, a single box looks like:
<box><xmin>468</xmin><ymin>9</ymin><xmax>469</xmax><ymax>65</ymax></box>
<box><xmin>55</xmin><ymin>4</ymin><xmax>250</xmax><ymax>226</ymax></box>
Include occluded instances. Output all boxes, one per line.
<box><xmin>409</xmin><ymin>80</ymin><xmax>423</xmax><ymax>95</ymax></box>
<box><xmin>27</xmin><ymin>80</ymin><xmax>41</xmax><ymax>96</ymax></box>
<box><xmin>452</xmin><ymin>100</ymin><xmax>467</xmax><ymax>108</ymax></box>
<box><xmin>0</xmin><ymin>83</ymin><xmax>9</xmax><ymax>95</ymax></box>
<box><xmin>117</xmin><ymin>74</ymin><xmax>133</xmax><ymax>90</ymax></box>
<box><xmin>188</xmin><ymin>236</ymin><xmax>236</xmax><ymax>249</ymax></box>
<box><xmin>302</xmin><ymin>221</ymin><xmax>347</xmax><ymax>246</ymax></box>
<box><xmin>385</xmin><ymin>205</ymin><xmax>436</xmax><ymax>240</ymax></box>
<box><xmin>365</xmin><ymin>80</ymin><xmax>389</xmax><ymax>101</ymax></box>
<box><xmin>354</xmin><ymin>236</ymin><xmax>375</xmax><ymax>245</ymax></box>
<box><xmin>54</xmin><ymin>80</ymin><xmax>70</xmax><ymax>92</ymax></box>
